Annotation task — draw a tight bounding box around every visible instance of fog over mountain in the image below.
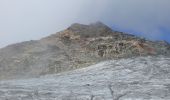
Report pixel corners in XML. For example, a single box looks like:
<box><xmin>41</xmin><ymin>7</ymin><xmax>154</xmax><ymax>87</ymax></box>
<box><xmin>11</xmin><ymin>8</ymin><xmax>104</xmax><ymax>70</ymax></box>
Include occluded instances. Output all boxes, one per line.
<box><xmin>0</xmin><ymin>0</ymin><xmax>170</xmax><ymax>47</ymax></box>
<box><xmin>0</xmin><ymin>22</ymin><xmax>169</xmax><ymax>80</ymax></box>
<box><xmin>0</xmin><ymin>21</ymin><xmax>170</xmax><ymax>100</ymax></box>
<box><xmin>0</xmin><ymin>1</ymin><xmax>170</xmax><ymax>100</ymax></box>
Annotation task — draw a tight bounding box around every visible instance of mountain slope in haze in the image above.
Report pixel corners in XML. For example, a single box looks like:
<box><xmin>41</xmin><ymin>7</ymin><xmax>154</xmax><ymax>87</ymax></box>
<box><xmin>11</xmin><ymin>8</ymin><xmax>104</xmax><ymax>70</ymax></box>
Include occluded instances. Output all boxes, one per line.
<box><xmin>0</xmin><ymin>56</ymin><xmax>170</xmax><ymax>100</ymax></box>
<box><xmin>0</xmin><ymin>22</ymin><xmax>170</xmax><ymax>80</ymax></box>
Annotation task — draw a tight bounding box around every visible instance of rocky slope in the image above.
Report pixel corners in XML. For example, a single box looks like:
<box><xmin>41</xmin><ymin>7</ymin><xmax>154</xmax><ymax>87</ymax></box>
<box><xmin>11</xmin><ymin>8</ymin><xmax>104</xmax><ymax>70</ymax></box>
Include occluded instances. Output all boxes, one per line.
<box><xmin>0</xmin><ymin>22</ymin><xmax>170</xmax><ymax>80</ymax></box>
<box><xmin>0</xmin><ymin>56</ymin><xmax>170</xmax><ymax>100</ymax></box>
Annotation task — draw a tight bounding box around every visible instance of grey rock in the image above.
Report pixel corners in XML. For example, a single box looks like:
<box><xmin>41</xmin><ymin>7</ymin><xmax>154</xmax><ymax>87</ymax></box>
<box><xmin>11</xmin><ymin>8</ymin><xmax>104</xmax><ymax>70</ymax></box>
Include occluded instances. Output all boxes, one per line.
<box><xmin>0</xmin><ymin>56</ymin><xmax>170</xmax><ymax>100</ymax></box>
<box><xmin>0</xmin><ymin>22</ymin><xmax>170</xmax><ymax>80</ymax></box>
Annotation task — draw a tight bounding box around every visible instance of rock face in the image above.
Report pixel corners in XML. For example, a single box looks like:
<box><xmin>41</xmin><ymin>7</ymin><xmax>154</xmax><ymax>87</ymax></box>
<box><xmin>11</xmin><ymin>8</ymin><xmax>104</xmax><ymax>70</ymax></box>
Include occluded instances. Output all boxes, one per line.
<box><xmin>0</xmin><ymin>22</ymin><xmax>170</xmax><ymax>80</ymax></box>
<box><xmin>0</xmin><ymin>56</ymin><xmax>170</xmax><ymax>100</ymax></box>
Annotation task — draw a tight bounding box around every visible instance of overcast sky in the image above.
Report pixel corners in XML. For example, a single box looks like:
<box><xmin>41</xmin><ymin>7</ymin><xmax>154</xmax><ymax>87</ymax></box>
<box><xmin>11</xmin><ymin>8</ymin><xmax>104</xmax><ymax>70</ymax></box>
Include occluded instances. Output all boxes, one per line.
<box><xmin>0</xmin><ymin>0</ymin><xmax>170</xmax><ymax>48</ymax></box>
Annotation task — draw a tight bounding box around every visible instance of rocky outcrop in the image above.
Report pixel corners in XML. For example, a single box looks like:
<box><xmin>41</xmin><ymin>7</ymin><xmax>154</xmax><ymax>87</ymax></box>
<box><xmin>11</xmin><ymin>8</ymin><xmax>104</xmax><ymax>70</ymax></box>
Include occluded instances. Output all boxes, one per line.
<box><xmin>0</xmin><ymin>56</ymin><xmax>170</xmax><ymax>100</ymax></box>
<box><xmin>0</xmin><ymin>22</ymin><xmax>169</xmax><ymax>80</ymax></box>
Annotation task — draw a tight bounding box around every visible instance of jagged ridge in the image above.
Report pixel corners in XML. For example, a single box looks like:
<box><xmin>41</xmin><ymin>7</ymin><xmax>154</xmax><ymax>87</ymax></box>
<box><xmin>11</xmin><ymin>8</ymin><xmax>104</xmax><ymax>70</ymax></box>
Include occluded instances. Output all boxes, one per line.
<box><xmin>0</xmin><ymin>22</ymin><xmax>169</xmax><ymax>80</ymax></box>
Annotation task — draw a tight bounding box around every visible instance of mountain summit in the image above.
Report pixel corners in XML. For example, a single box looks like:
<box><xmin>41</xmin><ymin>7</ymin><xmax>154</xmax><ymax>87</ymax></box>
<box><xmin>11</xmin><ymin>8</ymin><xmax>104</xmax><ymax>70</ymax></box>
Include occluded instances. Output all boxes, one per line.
<box><xmin>67</xmin><ymin>21</ymin><xmax>113</xmax><ymax>37</ymax></box>
<box><xmin>0</xmin><ymin>22</ymin><xmax>170</xmax><ymax>80</ymax></box>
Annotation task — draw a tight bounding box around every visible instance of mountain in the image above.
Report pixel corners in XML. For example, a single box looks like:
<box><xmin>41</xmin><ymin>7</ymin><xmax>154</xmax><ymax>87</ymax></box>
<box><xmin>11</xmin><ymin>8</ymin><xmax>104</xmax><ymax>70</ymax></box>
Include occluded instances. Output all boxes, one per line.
<box><xmin>0</xmin><ymin>22</ymin><xmax>170</xmax><ymax>80</ymax></box>
<box><xmin>0</xmin><ymin>56</ymin><xmax>170</xmax><ymax>99</ymax></box>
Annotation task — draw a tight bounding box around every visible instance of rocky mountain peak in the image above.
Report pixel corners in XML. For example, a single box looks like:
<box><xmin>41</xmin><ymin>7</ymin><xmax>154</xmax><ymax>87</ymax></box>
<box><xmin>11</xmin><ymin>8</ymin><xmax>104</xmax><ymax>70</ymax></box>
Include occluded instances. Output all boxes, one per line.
<box><xmin>0</xmin><ymin>22</ymin><xmax>170</xmax><ymax>80</ymax></box>
<box><xmin>67</xmin><ymin>22</ymin><xmax>113</xmax><ymax>37</ymax></box>
<box><xmin>89</xmin><ymin>21</ymin><xmax>111</xmax><ymax>29</ymax></box>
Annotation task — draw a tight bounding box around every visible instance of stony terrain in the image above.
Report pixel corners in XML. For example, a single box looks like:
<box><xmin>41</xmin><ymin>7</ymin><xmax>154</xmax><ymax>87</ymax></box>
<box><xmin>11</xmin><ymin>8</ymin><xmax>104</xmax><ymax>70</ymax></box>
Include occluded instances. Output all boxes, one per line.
<box><xmin>0</xmin><ymin>22</ymin><xmax>170</xmax><ymax>80</ymax></box>
<box><xmin>0</xmin><ymin>56</ymin><xmax>170</xmax><ymax>100</ymax></box>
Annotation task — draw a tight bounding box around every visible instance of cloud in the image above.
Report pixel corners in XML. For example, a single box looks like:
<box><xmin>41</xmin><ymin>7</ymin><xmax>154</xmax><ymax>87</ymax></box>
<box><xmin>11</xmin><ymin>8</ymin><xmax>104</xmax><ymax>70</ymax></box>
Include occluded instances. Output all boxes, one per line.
<box><xmin>0</xmin><ymin>0</ymin><xmax>170</xmax><ymax>47</ymax></box>
<box><xmin>79</xmin><ymin>0</ymin><xmax>170</xmax><ymax>41</ymax></box>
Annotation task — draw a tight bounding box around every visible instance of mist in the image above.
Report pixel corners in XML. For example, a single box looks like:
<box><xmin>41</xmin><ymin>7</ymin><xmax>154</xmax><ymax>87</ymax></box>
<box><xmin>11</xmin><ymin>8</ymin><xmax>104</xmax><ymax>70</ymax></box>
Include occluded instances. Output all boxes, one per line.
<box><xmin>0</xmin><ymin>0</ymin><xmax>170</xmax><ymax>47</ymax></box>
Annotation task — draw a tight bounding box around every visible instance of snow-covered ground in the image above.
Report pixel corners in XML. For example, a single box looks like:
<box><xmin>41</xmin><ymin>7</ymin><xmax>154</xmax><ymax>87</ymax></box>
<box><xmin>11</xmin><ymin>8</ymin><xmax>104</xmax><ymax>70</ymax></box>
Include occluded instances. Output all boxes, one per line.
<box><xmin>0</xmin><ymin>56</ymin><xmax>170</xmax><ymax>100</ymax></box>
